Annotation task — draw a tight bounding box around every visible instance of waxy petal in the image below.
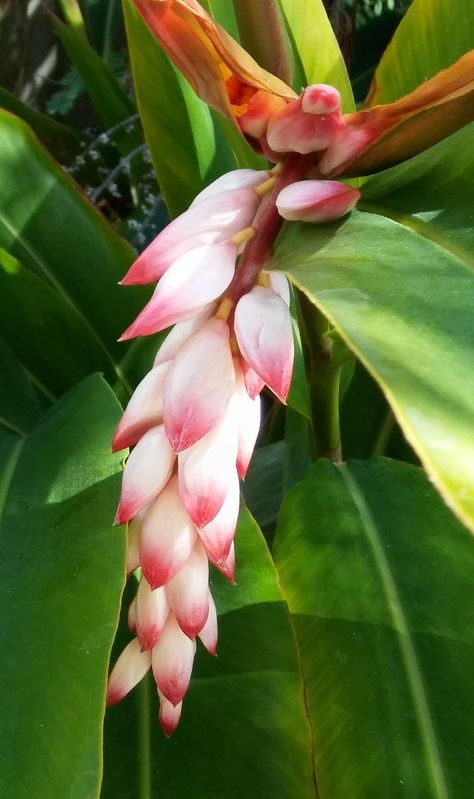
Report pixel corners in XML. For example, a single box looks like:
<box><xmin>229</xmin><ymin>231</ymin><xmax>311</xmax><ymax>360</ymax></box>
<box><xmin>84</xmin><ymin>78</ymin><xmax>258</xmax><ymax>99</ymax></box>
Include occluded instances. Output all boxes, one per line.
<box><xmin>199</xmin><ymin>470</ymin><xmax>240</xmax><ymax>562</ymax></box>
<box><xmin>133</xmin><ymin>0</ymin><xmax>295</xmax><ymax>128</ymax></box>
<box><xmin>242</xmin><ymin>360</ymin><xmax>265</xmax><ymax>399</ymax></box>
<box><xmin>106</xmin><ymin>638</ymin><xmax>151</xmax><ymax>706</ymax></box>
<box><xmin>238</xmin><ymin>90</ymin><xmax>287</xmax><ymax>138</ymax></box>
<box><xmin>154</xmin><ymin>304</ymin><xmax>216</xmax><ymax>366</ymax></box>
<box><xmin>266</xmin><ymin>96</ymin><xmax>343</xmax><ymax>154</ymax></box>
<box><xmin>119</xmin><ymin>241</ymin><xmax>237</xmax><ymax>340</ymax></box>
<box><xmin>139</xmin><ymin>475</ymin><xmax>198</xmax><ymax>589</ymax></box>
<box><xmin>158</xmin><ymin>690</ymin><xmax>182</xmax><ymax>736</ymax></box>
<box><xmin>301</xmin><ymin>84</ymin><xmax>341</xmax><ymax>115</ymax></box>
<box><xmin>234</xmin><ymin>286</ymin><xmax>294</xmax><ymax>403</ymax></box>
<box><xmin>234</xmin><ymin>360</ymin><xmax>261</xmax><ymax>479</ymax></box>
<box><xmin>178</xmin><ymin>405</ymin><xmax>238</xmax><ymax>527</ymax></box>
<box><xmin>165</xmin><ymin>540</ymin><xmax>209</xmax><ymax>639</ymax></box>
<box><xmin>209</xmin><ymin>541</ymin><xmax>235</xmax><ymax>583</ymax></box>
<box><xmin>198</xmin><ymin>591</ymin><xmax>218</xmax><ymax>656</ymax></box>
<box><xmin>112</xmin><ymin>363</ymin><xmax>169</xmax><ymax>451</ymax></box>
<box><xmin>136</xmin><ymin>578</ymin><xmax>170</xmax><ymax>651</ymax></box>
<box><xmin>164</xmin><ymin>318</ymin><xmax>235</xmax><ymax>451</ymax></box>
<box><xmin>191</xmin><ymin>168</ymin><xmax>268</xmax><ymax>205</ymax></box>
<box><xmin>152</xmin><ymin>614</ymin><xmax>196</xmax><ymax>706</ymax></box>
<box><xmin>121</xmin><ymin>188</ymin><xmax>258</xmax><ymax>285</ymax></box>
<box><xmin>276</xmin><ymin>179</ymin><xmax>360</xmax><ymax>223</ymax></box>
<box><xmin>115</xmin><ymin>425</ymin><xmax>175</xmax><ymax>525</ymax></box>
<box><xmin>268</xmin><ymin>271</ymin><xmax>290</xmax><ymax>306</ymax></box>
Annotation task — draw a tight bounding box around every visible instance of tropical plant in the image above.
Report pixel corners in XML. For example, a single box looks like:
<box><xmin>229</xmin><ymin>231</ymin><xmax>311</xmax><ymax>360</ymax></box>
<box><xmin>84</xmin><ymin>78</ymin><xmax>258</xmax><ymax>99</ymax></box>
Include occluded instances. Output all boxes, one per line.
<box><xmin>0</xmin><ymin>1</ymin><xmax>473</xmax><ymax>797</ymax></box>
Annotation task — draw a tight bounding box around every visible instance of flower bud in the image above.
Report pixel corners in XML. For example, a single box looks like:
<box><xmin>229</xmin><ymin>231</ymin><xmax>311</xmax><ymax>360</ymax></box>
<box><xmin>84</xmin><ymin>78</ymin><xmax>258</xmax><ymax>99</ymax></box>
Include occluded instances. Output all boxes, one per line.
<box><xmin>106</xmin><ymin>638</ymin><xmax>151</xmax><ymax>706</ymax></box>
<box><xmin>165</xmin><ymin>540</ymin><xmax>210</xmax><ymax>639</ymax></box>
<box><xmin>301</xmin><ymin>84</ymin><xmax>341</xmax><ymax>115</ymax></box>
<box><xmin>266</xmin><ymin>96</ymin><xmax>342</xmax><ymax>154</ymax></box>
<box><xmin>190</xmin><ymin>168</ymin><xmax>268</xmax><ymax>205</ymax></box>
<box><xmin>136</xmin><ymin>577</ymin><xmax>170</xmax><ymax>651</ymax></box>
<box><xmin>152</xmin><ymin>615</ymin><xmax>196</xmax><ymax>706</ymax></box>
<box><xmin>112</xmin><ymin>363</ymin><xmax>169</xmax><ymax>452</ymax></box>
<box><xmin>276</xmin><ymin>179</ymin><xmax>360</xmax><ymax>222</ymax></box>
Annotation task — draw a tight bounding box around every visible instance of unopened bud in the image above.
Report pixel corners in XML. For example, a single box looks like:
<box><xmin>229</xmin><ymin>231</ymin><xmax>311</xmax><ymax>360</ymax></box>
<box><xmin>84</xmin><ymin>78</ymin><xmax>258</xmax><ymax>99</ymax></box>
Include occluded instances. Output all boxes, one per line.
<box><xmin>276</xmin><ymin>179</ymin><xmax>360</xmax><ymax>222</ymax></box>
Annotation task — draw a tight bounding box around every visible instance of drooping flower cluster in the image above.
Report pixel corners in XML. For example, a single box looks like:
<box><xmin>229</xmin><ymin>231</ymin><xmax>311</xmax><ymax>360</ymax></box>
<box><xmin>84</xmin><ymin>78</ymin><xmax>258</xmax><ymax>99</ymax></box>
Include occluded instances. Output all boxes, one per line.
<box><xmin>107</xmin><ymin>84</ymin><xmax>360</xmax><ymax>734</ymax></box>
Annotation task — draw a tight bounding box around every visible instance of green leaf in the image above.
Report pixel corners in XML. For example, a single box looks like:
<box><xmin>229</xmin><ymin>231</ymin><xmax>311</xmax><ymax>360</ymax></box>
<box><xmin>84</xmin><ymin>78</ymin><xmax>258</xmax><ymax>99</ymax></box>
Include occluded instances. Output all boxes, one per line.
<box><xmin>0</xmin><ymin>336</ymin><xmax>43</xmax><ymax>436</ymax></box>
<box><xmin>0</xmin><ymin>110</ymin><xmax>150</xmax><ymax>395</ymax></box>
<box><xmin>0</xmin><ymin>89</ymin><xmax>80</xmax><ymax>161</ymax></box>
<box><xmin>0</xmin><ymin>375</ymin><xmax>126</xmax><ymax>799</ymax></box>
<box><xmin>367</xmin><ymin>0</ymin><xmax>474</xmax><ymax>105</ymax></box>
<box><xmin>102</xmin><ymin>507</ymin><xmax>317</xmax><ymax>798</ymax></box>
<box><xmin>274</xmin><ymin>457</ymin><xmax>474</xmax><ymax>798</ymax></box>
<box><xmin>278</xmin><ymin>0</ymin><xmax>355</xmax><ymax>111</ymax></box>
<box><xmin>270</xmin><ymin>210</ymin><xmax>474</xmax><ymax>533</ymax></box>
<box><xmin>49</xmin><ymin>10</ymin><xmax>139</xmax><ymax>145</ymax></box>
<box><xmin>123</xmin><ymin>0</ymin><xmax>236</xmax><ymax>217</ymax></box>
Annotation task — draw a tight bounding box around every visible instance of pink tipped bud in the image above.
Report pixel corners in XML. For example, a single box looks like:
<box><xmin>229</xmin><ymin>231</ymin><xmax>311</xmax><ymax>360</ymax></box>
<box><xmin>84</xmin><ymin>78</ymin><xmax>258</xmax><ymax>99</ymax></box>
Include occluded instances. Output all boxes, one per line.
<box><xmin>139</xmin><ymin>476</ymin><xmax>198</xmax><ymax>589</ymax></box>
<box><xmin>120</xmin><ymin>189</ymin><xmax>259</xmax><ymax>286</ymax></box>
<box><xmin>158</xmin><ymin>690</ymin><xmax>182</xmax><ymax>736</ymax></box>
<box><xmin>242</xmin><ymin>360</ymin><xmax>265</xmax><ymax>399</ymax></box>
<box><xmin>266</xmin><ymin>96</ymin><xmax>342</xmax><ymax>154</ymax></box>
<box><xmin>112</xmin><ymin>363</ymin><xmax>168</xmax><ymax>452</ymax></box>
<box><xmin>136</xmin><ymin>577</ymin><xmax>170</xmax><ymax>651</ymax></box>
<box><xmin>163</xmin><ymin>319</ymin><xmax>235</xmax><ymax>452</ymax></box>
<box><xmin>301</xmin><ymin>84</ymin><xmax>341</xmax><ymax>115</ymax></box>
<box><xmin>165</xmin><ymin>541</ymin><xmax>209</xmax><ymax>639</ymax></box>
<box><xmin>154</xmin><ymin>304</ymin><xmax>216</xmax><ymax>367</ymax></box>
<box><xmin>238</xmin><ymin>90</ymin><xmax>287</xmax><ymax>138</ymax></box>
<box><xmin>209</xmin><ymin>541</ymin><xmax>236</xmax><ymax>583</ymax></box>
<box><xmin>234</xmin><ymin>360</ymin><xmax>261</xmax><ymax>479</ymax></box>
<box><xmin>152</xmin><ymin>615</ymin><xmax>196</xmax><ymax>706</ymax></box>
<box><xmin>234</xmin><ymin>287</ymin><xmax>294</xmax><ymax>403</ymax></box>
<box><xmin>177</xmin><ymin>405</ymin><xmax>238</xmax><ymax>528</ymax></box>
<box><xmin>115</xmin><ymin>425</ymin><xmax>175</xmax><ymax>525</ymax></box>
<box><xmin>190</xmin><ymin>169</ymin><xmax>268</xmax><ymax>206</ymax></box>
<box><xmin>106</xmin><ymin>638</ymin><xmax>152</xmax><ymax>706</ymax></box>
<box><xmin>318</xmin><ymin>124</ymin><xmax>378</xmax><ymax>176</ymax></box>
<box><xmin>276</xmin><ymin>179</ymin><xmax>360</xmax><ymax>223</ymax></box>
<box><xmin>199</xmin><ymin>470</ymin><xmax>240</xmax><ymax>563</ymax></box>
<box><xmin>198</xmin><ymin>592</ymin><xmax>218</xmax><ymax>656</ymax></box>
<box><xmin>119</xmin><ymin>242</ymin><xmax>237</xmax><ymax>341</ymax></box>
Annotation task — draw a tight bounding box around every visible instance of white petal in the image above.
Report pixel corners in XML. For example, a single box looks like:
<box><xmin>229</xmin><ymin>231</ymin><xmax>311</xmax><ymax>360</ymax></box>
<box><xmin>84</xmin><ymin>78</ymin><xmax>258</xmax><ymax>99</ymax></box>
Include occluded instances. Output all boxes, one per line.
<box><xmin>106</xmin><ymin>638</ymin><xmax>151</xmax><ymax>705</ymax></box>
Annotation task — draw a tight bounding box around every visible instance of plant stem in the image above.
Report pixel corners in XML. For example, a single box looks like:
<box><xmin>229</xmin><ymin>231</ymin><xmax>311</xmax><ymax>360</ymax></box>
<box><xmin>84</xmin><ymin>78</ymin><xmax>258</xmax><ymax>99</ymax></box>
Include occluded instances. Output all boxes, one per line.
<box><xmin>296</xmin><ymin>291</ymin><xmax>346</xmax><ymax>461</ymax></box>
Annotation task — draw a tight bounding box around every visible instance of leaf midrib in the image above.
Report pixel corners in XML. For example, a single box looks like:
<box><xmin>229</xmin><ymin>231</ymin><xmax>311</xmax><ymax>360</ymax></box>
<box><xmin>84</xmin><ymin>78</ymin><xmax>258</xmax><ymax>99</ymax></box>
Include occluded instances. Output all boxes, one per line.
<box><xmin>337</xmin><ymin>462</ymin><xmax>450</xmax><ymax>799</ymax></box>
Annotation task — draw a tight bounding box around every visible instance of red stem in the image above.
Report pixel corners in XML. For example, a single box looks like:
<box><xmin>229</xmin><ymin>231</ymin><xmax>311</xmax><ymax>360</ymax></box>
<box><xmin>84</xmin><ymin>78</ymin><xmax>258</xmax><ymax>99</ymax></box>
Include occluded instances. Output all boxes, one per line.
<box><xmin>227</xmin><ymin>153</ymin><xmax>314</xmax><ymax>302</ymax></box>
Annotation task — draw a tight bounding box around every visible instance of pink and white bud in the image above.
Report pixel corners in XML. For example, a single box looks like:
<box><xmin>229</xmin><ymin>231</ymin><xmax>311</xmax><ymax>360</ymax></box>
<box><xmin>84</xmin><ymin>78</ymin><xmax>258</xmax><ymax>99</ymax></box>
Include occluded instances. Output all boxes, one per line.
<box><xmin>234</xmin><ymin>286</ymin><xmax>294</xmax><ymax>403</ymax></box>
<box><xmin>112</xmin><ymin>363</ymin><xmax>169</xmax><ymax>452</ymax></box>
<box><xmin>178</xmin><ymin>403</ymin><xmax>238</xmax><ymax>527</ymax></box>
<box><xmin>152</xmin><ymin>614</ymin><xmax>196</xmax><ymax>706</ymax></box>
<box><xmin>154</xmin><ymin>304</ymin><xmax>216</xmax><ymax>366</ymax></box>
<box><xmin>318</xmin><ymin>123</ymin><xmax>378</xmax><ymax>176</ymax></box>
<box><xmin>242</xmin><ymin>359</ymin><xmax>265</xmax><ymax>399</ymax></box>
<box><xmin>209</xmin><ymin>541</ymin><xmax>236</xmax><ymax>583</ymax></box>
<box><xmin>128</xmin><ymin>597</ymin><xmax>137</xmax><ymax>633</ymax></box>
<box><xmin>136</xmin><ymin>577</ymin><xmax>170</xmax><ymax>651</ymax></box>
<box><xmin>163</xmin><ymin>318</ymin><xmax>235</xmax><ymax>452</ymax></box>
<box><xmin>234</xmin><ymin>361</ymin><xmax>261</xmax><ymax>479</ymax></box>
<box><xmin>199</xmin><ymin>470</ymin><xmax>240</xmax><ymax>563</ymax></box>
<box><xmin>198</xmin><ymin>591</ymin><xmax>218</xmax><ymax>656</ymax></box>
<box><xmin>268</xmin><ymin>271</ymin><xmax>290</xmax><ymax>306</ymax></box>
<box><xmin>266</xmin><ymin>96</ymin><xmax>342</xmax><ymax>154</ymax></box>
<box><xmin>158</xmin><ymin>690</ymin><xmax>182</xmax><ymax>737</ymax></box>
<box><xmin>139</xmin><ymin>476</ymin><xmax>198</xmax><ymax>589</ymax></box>
<box><xmin>165</xmin><ymin>540</ymin><xmax>209</xmax><ymax>639</ymax></box>
<box><xmin>301</xmin><ymin>84</ymin><xmax>341</xmax><ymax>115</ymax></box>
<box><xmin>115</xmin><ymin>425</ymin><xmax>175</xmax><ymax>525</ymax></box>
<box><xmin>276</xmin><ymin>179</ymin><xmax>360</xmax><ymax>223</ymax></box>
<box><xmin>238</xmin><ymin>90</ymin><xmax>287</xmax><ymax>139</ymax></box>
<box><xmin>120</xmin><ymin>188</ymin><xmax>259</xmax><ymax>285</ymax></box>
<box><xmin>119</xmin><ymin>241</ymin><xmax>237</xmax><ymax>341</ymax></box>
<box><xmin>106</xmin><ymin>638</ymin><xmax>152</xmax><ymax>706</ymax></box>
<box><xmin>191</xmin><ymin>169</ymin><xmax>268</xmax><ymax>206</ymax></box>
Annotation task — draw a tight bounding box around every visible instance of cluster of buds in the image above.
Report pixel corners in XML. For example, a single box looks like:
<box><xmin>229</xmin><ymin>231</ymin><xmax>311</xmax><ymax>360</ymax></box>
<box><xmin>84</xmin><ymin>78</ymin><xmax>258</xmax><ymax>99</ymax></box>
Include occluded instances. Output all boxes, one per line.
<box><xmin>106</xmin><ymin>85</ymin><xmax>360</xmax><ymax>735</ymax></box>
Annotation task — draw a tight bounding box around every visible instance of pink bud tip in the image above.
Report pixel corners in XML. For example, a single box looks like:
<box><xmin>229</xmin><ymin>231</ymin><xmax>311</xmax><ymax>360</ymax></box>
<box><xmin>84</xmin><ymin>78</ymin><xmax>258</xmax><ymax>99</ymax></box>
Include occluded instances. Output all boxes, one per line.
<box><xmin>106</xmin><ymin>638</ymin><xmax>152</xmax><ymax>706</ymax></box>
<box><xmin>276</xmin><ymin>179</ymin><xmax>360</xmax><ymax>223</ymax></box>
<box><xmin>158</xmin><ymin>691</ymin><xmax>182</xmax><ymax>736</ymax></box>
<box><xmin>301</xmin><ymin>84</ymin><xmax>341</xmax><ymax>115</ymax></box>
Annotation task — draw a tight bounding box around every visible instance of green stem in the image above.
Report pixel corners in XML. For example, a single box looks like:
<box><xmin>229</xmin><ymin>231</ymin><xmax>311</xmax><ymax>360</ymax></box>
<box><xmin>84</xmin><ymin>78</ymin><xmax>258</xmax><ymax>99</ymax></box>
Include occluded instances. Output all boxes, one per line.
<box><xmin>296</xmin><ymin>291</ymin><xmax>346</xmax><ymax>461</ymax></box>
<box><xmin>58</xmin><ymin>0</ymin><xmax>87</xmax><ymax>38</ymax></box>
<box><xmin>371</xmin><ymin>407</ymin><xmax>395</xmax><ymax>456</ymax></box>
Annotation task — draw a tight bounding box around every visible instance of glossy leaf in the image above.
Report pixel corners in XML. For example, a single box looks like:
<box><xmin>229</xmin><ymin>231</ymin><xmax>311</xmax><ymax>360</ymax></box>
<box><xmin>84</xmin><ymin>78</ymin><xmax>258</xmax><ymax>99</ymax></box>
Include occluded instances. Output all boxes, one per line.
<box><xmin>278</xmin><ymin>0</ymin><xmax>355</xmax><ymax>111</ymax></box>
<box><xmin>271</xmin><ymin>210</ymin><xmax>474</xmax><ymax>533</ymax></box>
<box><xmin>123</xmin><ymin>0</ymin><xmax>236</xmax><ymax>217</ymax></box>
<box><xmin>274</xmin><ymin>457</ymin><xmax>474</xmax><ymax>798</ymax></box>
<box><xmin>0</xmin><ymin>336</ymin><xmax>42</xmax><ymax>436</ymax></box>
<box><xmin>102</xmin><ymin>507</ymin><xmax>317</xmax><ymax>798</ymax></box>
<box><xmin>0</xmin><ymin>375</ymin><xmax>126</xmax><ymax>799</ymax></box>
<box><xmin>0</xmin><ymin>110</ymin><xmax>149</xmax><ymax>394</ymax></box>
<box><xmin>366</xmin><ymin>0</ymin><xmax>474</xmax><ymax>105</ymax></box>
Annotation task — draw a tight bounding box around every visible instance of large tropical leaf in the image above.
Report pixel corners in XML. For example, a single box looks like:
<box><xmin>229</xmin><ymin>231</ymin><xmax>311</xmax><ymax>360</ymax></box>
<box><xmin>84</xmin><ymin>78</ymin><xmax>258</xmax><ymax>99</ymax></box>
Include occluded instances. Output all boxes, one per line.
<box><xmin>0</xmin><ymin>110</ymin><xmax>150</xmax><ymax>396</ymax></box>
<box><xmin>274</xmin><ymin>457</ymin><xmax>474</xmax><ymax>798</ymax></box>
<box><xmin>102</xmin><ymin>507</ymin><xmax>317</xmax><ymax>799</ymax></box>
<box><xmin>0</xmin><ymin>336</ymin><xmax>43</xmax><ymax>436</ymax></box>
<box><xmin>270</xmin><ymin>210</ymin><xmax>474</xmax><ymax>533</ymax></box>
<box><xmin>123</xmin><ymin>0</ymin><xmax>236</xmax><ymax>217</ymax></box>
<box><xmin>0</xmin><ymin>375</ymin><xmax>126</xmax><ymax>799</ymax></box>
